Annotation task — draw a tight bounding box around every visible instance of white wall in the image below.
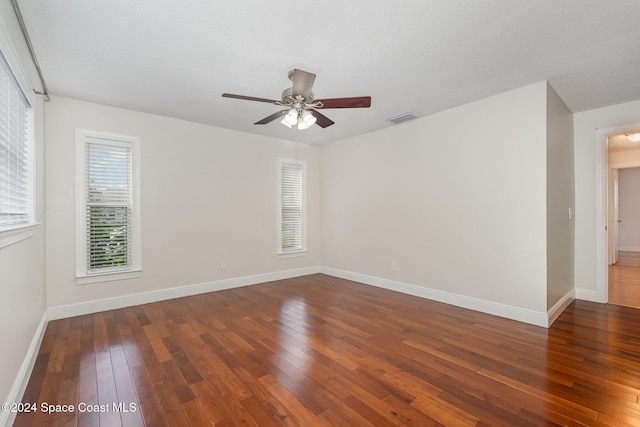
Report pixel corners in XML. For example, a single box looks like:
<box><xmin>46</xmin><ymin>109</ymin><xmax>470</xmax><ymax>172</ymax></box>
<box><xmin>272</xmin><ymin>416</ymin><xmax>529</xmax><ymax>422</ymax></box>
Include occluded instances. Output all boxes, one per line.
<box><xmin>546</xmin><ymin>83</ymin><xmax>575</xmax><ymax>309</ymax></box>
<box><xmin>322</xmin><ymin>82</ymin><xmax>549</xmax><ymax>314</ymax></box>
<box><xmin>45</xmin><ymin>96</ymin><xmax>321</xmax><ymax>310</ymax></box>
<box><xmin>574</xmin><ymin>99</ymin><xmax>640</xmax><ymax>294</ymax></box>
<box><xmin>0</xmin><ymin>0</ymin><xmax>47</xmax><ymax>420</ymax></box>
<box><xmin>609</xmin><ymin>147</ymin><xmax>640</xmax><ymax>165</ymax></box>
<box><xmin>618</xmin><ymin>167</ymin><xmax>640</xmax><ymax>251</ymax></box>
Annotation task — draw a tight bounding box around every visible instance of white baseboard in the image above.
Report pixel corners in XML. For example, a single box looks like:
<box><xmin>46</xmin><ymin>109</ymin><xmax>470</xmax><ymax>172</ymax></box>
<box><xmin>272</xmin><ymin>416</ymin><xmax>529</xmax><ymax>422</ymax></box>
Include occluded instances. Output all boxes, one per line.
<box><xmin>618</xmin><ymin>246</ymin><xmax>640</xmax><ymax>252</ymax></box>
<box><xmin>48</xmin><ymin>266</ymin><xmax>321</xmax><ymax>320</ymax></box>
<box><xmin>575</xmin><ymin>287</ymin><xmax>607</xmax><ymax>303</ymax></box>
<box><xmin>0</xmin><ymin>311</ymin><xmax>49</xmax><ymax>427</ymax></box>
<box><xmin>547</xmin><ymin>289</ymin><xmax>575</xmax><ymax>326</ymax></box>
<box><xmin>321</xmin><ymin>267</ymin><xmax>551</xmax><ymax>327</ymax></box>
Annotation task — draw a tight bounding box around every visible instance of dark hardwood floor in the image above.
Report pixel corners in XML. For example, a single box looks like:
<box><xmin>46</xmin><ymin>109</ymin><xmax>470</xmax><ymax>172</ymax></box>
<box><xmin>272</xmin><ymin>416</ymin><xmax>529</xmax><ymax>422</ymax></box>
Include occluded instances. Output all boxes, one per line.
<box><xmin>14</xmin><ymin>274</ymin><xmax>640</xmax><ymax>426</ymax></box>
<box><xmin>609</xmin><ymin>251</ymin><xmax>640</xmax><ymax>309</ymax></box>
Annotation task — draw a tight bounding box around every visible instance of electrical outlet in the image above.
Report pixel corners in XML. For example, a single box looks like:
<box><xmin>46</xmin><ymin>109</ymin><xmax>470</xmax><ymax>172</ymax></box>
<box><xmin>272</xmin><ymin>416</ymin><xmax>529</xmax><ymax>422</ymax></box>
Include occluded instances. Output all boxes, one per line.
<box><xmin>220</xmin><ymin>260</ymin><xmax>227</xmax><ymax>270</ymax></box>
<box><xmin>392</xmin><ymin>262</ymin><xmax>398</xmax><ymax>272</ymax></box>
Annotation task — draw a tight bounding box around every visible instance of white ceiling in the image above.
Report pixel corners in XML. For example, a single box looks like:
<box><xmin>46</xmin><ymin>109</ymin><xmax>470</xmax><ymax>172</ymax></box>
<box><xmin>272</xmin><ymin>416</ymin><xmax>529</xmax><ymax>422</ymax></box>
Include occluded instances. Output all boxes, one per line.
<box><xmin>16</xmin><ymin>0</ymin><xmax>640</xmax><ymax>145</ymax></box>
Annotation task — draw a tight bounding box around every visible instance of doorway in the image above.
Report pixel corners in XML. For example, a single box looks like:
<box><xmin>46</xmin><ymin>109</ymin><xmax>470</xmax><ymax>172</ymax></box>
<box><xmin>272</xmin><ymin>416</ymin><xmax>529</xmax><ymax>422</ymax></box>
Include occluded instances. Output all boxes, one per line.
<box><xmin>596</xmin><ymin>123</ymin><xmax>640</xmax><ymax>304</ymax></box>
<box><xmin>607</xmin><ymin>137</ymin><xmax>640</xmax><ymax>308</ymax></box>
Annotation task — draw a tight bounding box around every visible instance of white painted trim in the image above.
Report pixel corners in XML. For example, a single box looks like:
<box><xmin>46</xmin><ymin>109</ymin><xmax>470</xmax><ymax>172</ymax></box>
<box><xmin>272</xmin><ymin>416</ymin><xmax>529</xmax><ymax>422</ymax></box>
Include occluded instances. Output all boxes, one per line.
<box><xmin>595</xmin><ymin>128</ymin><xmax>610</xmax><ymax>303</ymax></box>
<box><xmin>49</xmin><ymin>266</ymin><xmax>321</xmax><ymax>320</ymax></box>
<box><xmin>618</xmin><ymin>246</ymin><xmax>640</xmax><ymax>252</ymax></box>
<box><xmin>76</xmin><ymin>268</ymin><xmax>143</xmax><ymax>285</ymax></box>
<box><xmin>277</xmin><ymin>158</ymin><xmax>307</xmax><ymax>255</ymax></box>
<box><xmin>609</xmin><ymin>160</ymin><xmax>640</xmax><ymax>169</ymax></box>
<box><xmin>596</xmin><ymin>122</ymin><xmax>640</xmax><ymax>304</ymax></box>
<box><xmin>0</xmin><ymin>311</ymin><xmax>48</xmax><ymax>427</ymax></box>
<box><xmin>321</xmin><ymin>267</ymin><xmax>551</xmax><ymax>327</ymax></box>
<box><xmin>75</xmin><ymin>129</ymin><xmax>142</xmax><ymax>281</ymax></box>
<box><xmin>0</xmin><ymin>223</ymin><xmax>37</xmax><ymax>249</ymax></box>
<box><xmin>277</xmin><ymin>251</ymin><xmax>308</xmax><ymax>259</ymax></box>
<box><xmin>575</xmin><ymin>287</ymin><xmax>601</xmax><ymax>302</ymax></box>
<box><xmin>608</xmin><ymin>162</ymin><xmax>640</xmax><ymax>264</ymax></box>
<box><xmin>547</xmin><ymin>289</ymin><xmax>575</xmax><ymax>327</ymax></box>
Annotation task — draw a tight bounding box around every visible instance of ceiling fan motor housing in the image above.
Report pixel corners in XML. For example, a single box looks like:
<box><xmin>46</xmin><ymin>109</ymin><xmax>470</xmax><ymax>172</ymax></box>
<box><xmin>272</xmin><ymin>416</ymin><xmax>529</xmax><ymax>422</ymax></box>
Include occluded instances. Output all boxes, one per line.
<box><xmin>281</xmin><ymin>87</ymin><xmax>314</xmax><ymax>105</ymax></box>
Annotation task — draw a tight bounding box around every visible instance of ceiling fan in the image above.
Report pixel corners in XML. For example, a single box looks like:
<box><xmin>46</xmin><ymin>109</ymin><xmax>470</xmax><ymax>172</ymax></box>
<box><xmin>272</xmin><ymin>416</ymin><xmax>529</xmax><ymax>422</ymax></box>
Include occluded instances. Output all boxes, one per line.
<box><xmin>222</xmin><ymin>69</ymin><xmax>371</xmax><ymax>130</ymax></box>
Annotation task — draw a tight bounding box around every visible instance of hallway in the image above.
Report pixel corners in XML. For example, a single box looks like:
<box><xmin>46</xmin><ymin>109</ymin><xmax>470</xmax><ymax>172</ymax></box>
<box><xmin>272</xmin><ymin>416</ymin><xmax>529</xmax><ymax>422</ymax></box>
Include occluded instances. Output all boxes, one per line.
<box><xmin>609</xmin><ymin>251</ymin><xmax>640</xmax><ymax>309</ymax></box>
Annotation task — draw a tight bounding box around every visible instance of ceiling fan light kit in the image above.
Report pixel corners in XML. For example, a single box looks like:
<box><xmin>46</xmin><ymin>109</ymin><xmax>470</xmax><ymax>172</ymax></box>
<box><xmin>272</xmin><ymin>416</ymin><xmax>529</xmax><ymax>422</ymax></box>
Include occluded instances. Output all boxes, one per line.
<box><xmin>222</xmin><ymin>69</ymin><xmax>371</xmax><ymax>130</ymax></box>
<box><xmin>280</xmin><ymin>108</ymin><xmax>317</xmax><ymax>130</ymax></box>
<box><xmin>626</xmin><ymin>131</ymin><xmax>640</xmax><ymax>142</ymax></box>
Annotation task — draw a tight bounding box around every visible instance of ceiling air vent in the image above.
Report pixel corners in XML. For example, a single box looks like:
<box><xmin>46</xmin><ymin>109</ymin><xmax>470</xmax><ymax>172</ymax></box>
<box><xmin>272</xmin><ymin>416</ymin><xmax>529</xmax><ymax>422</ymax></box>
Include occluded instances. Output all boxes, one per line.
<box><xmin>386</xmin><ymin>111</ymin><xmax>421</xmax><ymax>125</ymax></box>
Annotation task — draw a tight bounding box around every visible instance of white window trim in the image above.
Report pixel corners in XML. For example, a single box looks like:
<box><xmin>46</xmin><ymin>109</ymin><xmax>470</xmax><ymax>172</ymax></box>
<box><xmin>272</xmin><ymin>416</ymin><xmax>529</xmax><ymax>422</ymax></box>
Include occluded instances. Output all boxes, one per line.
<box><xmin>75</xmin><ymin>129</ymin><xmax>142</xmax><ymax>284</ymax></box>
<box><xmin>277</xmin><ymin>158</ymin><xmax>307</xmax><ymax>258</ymax></box>
<box><xmin>0</xmin><ymin>19</ymin><xmax>36</xmax><ymax>248</ymax></box>
<box><xmin>0</xmin><ymin>223</ymin><xmax>36</xmax><ymax>249</ymax></box>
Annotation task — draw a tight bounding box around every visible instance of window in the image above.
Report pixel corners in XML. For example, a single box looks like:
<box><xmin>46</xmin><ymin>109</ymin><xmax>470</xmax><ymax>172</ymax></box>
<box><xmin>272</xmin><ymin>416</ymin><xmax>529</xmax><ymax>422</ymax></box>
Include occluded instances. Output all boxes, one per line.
<box><xmin>0</xmin><ymin>49</ymin><xmax>34</xmax><ymax>246</ymax></box>
<box><xmin>277</xmin><ymin>158</ymin><xmax>306</xmax><ymax>256</ymax></box>
<box><xmin>76</xmin><ymin>129</ymin><xmax>141</xmax><ymax>284</ymax></box>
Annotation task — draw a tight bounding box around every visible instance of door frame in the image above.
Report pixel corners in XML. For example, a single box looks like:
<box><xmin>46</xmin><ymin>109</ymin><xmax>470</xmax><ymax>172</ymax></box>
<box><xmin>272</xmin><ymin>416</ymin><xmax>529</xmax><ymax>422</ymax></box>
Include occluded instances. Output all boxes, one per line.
<box><xmin>596</xmin><ymin>122</ymin><xmax>640</xmax><ymax>303</ymax></box>
<box><xmin>608</xmin><ymin>167</ymin><xmax>619</xmax><ymax>265</ymax></box>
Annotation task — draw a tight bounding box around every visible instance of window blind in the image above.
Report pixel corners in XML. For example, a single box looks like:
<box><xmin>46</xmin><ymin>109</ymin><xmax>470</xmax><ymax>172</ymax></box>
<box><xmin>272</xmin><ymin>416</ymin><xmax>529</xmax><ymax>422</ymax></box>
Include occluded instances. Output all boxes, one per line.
<box><xmin>281</xmin><ymin>162</ymin><xmax>303</xmax><ymax>251</ymax></box>
<box><xmin>0</xmin><ymin>52</ymin><xmax>32</xmax><ymax>228</ymax></box>
<box><xmin>86</xmin><ymin>141</ymin><xmax>132</xmax><ymax>272</ymax></box>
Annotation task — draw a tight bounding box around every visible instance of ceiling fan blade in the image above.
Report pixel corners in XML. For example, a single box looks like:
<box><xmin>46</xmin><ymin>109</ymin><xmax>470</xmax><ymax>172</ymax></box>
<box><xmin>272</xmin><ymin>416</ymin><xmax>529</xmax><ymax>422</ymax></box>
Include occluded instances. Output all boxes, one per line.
<box><xmin>291</xmin><ymin>69</ymin><xmax>316</xmax><ymax>99</ymax></box>
<box><xmin>315</xmin><ymin>96</ymin><xmax>371</xmax><ymax>109</ymax></box>
<box><xmin>222</xmin><ymin>93</ymin><xmax>279</xmax><ymax>104</ymax></box>
<box><xmin>310</xmin><ymin>109</ymin><xmax>335</xmax><ymax>128</ymax></box>
<box><xmin>254</xmin><ymin>109</ymin><xmax>289</xmax><ymax>125</ymax></box>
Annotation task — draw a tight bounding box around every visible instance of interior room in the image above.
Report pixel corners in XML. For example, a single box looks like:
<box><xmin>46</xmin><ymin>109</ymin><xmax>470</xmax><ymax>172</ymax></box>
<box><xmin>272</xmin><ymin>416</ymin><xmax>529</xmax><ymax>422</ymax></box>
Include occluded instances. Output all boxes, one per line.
<box><xmin>2</xmin><ymin>1</ymin><xmax>640</xmax><ymax>425</ymax></box>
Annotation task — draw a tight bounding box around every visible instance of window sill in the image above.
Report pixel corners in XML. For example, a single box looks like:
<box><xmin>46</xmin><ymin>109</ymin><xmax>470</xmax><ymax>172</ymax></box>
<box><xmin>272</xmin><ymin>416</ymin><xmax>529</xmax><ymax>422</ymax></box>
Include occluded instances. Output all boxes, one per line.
<box><xmin>0</xmin><ymin>223</ymin><xmax>38</xmax><ymax>249</ymax></box>
<box><xmin>76</xmin><ymin>268</ymin><xmax>142</xmax><ymax>285</ymax></box>
<box><xmin>277</xmin><ymin>250</ymin><xmax>308</xmax><ymax>259</ymax></box>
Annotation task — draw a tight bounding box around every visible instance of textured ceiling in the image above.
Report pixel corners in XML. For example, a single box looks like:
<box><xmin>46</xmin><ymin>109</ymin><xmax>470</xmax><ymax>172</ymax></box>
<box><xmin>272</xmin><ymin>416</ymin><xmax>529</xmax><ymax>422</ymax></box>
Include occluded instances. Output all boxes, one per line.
<box><xmin>16</xmin><ymin>0</ymin><xmax>640</xmax><ymax>145</ymax></box>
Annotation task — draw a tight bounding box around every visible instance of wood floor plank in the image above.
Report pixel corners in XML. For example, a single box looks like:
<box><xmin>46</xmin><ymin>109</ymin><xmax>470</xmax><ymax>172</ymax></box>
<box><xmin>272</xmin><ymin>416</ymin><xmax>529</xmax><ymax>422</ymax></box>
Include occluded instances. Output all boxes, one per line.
<box><xmin>385</xmin><ymin>371</ymin><xmax>479</xmax><ymax>426</ymax></box>
<box><xmin>237</xmin><ymin>395</ymin><xmax>282</xmax><ymax>427</ymax></box>
<box><xmin>189</xmin><ymin>380</ymin><xmax>230</xmax><ymax>424</ymax></box>
<box><xmin>95</xmin><ymin>349</ymin><xmax>122</xmax><ymax>427</ymax></box>
<box><xmin>15</xmin><ymin>274</ymin><xmax>640</xmax><ymax>426</ymax></box>
<box><xmin>153</xmin><ymin>382</ymin><xmax>192</xmax><ymax>427</ymax></box>
<box><xmin>179</xmin><ymin>399</ymin><xmax>212</xmax><ymax>427</ymax></box>
<box><xmin>217</xmin><ymin>394</ymin><xmax>260</xmax><ymax>427</ymax></box>
<box><xmin>609</xmin><ymin>250</ymin><xmax>640</xmax><ymax>308</ymax></box>
<box><xmin>142</xmin><ymin>323</ymin><xmax>172</xmax><ymax>364</ymax></box>
<box><xmin>76</xmin><ymin>356</ymin><xmax>99</xmax><ymax>427</ymax></box>
<box><xmin>258</xmin><ymin>374</ymin><xmax>331</xmax><ymax>427</ymax></box>
<box><xmin>110</xmin><ymin>348</ymin><xmax>145</xmax><ymax>427</ymax></box>
<box><xmin>37</xmin><ymin>322</ymin><xmax>58</xmax><ymax>356</ymax></box>
<box><xmin>129</xmin><ymin>365</ymin><xmax>167</xmax><ymax>427</ymax></box>
<box><xmin>159</xmin><ymin>359</ymin><xmax>196</xmax><ymax>404</ymax></box>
